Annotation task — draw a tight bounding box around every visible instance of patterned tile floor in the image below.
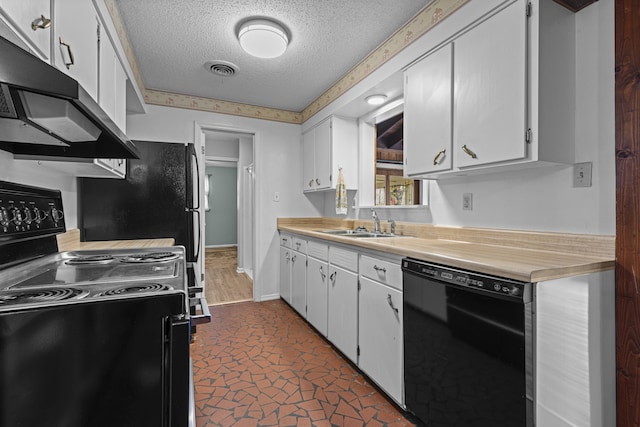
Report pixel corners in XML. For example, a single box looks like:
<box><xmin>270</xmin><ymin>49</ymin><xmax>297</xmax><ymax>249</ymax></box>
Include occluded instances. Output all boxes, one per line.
<box><xmin>191</xmin><ymin>299</ymin><xmax>416</xmax><ymax>427</ymax></box>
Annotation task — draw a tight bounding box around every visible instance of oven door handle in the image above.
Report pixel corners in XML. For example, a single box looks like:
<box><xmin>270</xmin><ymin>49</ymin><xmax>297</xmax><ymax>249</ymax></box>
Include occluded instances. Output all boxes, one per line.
<box><xmin>168</xmin><ymin>315</ymin><xmax>190</xmax><ymax>427</ymax></box>
<box><xmin>190</xmin><ymin>296</ymin><xmax>211</xmax><ymax>324</ymax></box>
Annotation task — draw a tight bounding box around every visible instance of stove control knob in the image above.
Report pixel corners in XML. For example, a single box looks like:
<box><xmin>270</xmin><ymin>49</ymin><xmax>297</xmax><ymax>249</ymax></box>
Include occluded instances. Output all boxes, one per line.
<box><xmin>33</xmin><ymin>207</ymin><xmax>42</xmax><ymax>225</ymax></box>
<box><xmin>23</xmin><ymin>207</ymin><xmax>33</xmax><ymax>225</ymax></box>
<box><xmin>51</xmin><ymin>207</ymin><xmax>64</xmax><ymax>224</ymax></box>
<box><xmin>0</xmin><ymin>207</ymin><xmax>9</xmax><ymax>228</ymax></box>
<box><xmin>509</xmin><ymin>287</ymin><xmax>521</xmax><ymax>297</ymax></box>
<box><xmin>11</xmin><ymin>207</ymin><xmax>23</xmax><ymax>226</ymax></box>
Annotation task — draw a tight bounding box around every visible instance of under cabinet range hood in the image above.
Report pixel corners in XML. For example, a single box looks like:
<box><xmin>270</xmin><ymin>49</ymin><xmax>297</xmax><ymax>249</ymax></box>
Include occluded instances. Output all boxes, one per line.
<box><xmin>0</xmin><ymin>36</ymin><xmax>139</xmax><ymax>159</ymax></box>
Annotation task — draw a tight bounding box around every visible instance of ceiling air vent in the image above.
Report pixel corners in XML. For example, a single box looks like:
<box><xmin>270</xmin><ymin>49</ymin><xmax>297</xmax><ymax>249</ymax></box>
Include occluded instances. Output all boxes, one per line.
<box><xmin>204</xmin><ymin>61</ymin><xmax>239</xmax><ymax>77</ymax></box>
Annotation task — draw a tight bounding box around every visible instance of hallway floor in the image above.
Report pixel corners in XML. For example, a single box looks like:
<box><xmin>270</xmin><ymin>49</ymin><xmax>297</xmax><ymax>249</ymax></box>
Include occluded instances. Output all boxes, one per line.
<box><xmin>205</xmin><ymin>247</ymin><xmax>253</xmax><ymax>305</ymax></box>
<box><xmin>191</xmin><ymin>300</ymin><xmax>415</xmax><ymax>427</ymax></box>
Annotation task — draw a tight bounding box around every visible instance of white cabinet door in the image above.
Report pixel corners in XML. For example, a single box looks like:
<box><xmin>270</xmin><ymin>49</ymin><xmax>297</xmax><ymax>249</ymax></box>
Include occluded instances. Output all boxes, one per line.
<box><xmin>54</xmin><ymin>0</ymin><xmax>99</xmax><ymax>101</ymax></box>
<box><xmin>279</xmin><ymin>247</ymin><xmax>292</xmax><ymax>304</ymax></box>
<box><xmin>113</xmin><ymin>57</ymin><xmax>127</xmax><ymax>133</ymax></box>
<box><xmin>291</xmin><ymin>250</ymin><xmax>307</xmax><ymax>316</ymax></box>
<box><xmin>306</xmin><ymin>257</ymin><xmax>328</xmax><ymax>336</ymax></box>
<box><xmin>0</xmin><ymin>0</ymin><xmax>51</xmax><ymax>59</ymax></box>
<box><xmin>302</xmin><ymin>129</ymin><xmax>316</xmax><ymax>192</ymax></box>
<box><xmin>98</xmin><ymin>29</ymin><xmax>117</xmax><ymax>124</ymax></box>
<box><xmin>328</xmin><ymin>264</ymin><xmax>358</xmax><ymax>363</ymax></box>
<box><xmin>359</xmin><ymin>276</ymin><xmax>403</xmax><ymax>404</ymax></box>
<box><xmin>454</xmin><ymin>0</ymin><xmax>526</xmax><ymax>168</ymax></box>
<box><xmin>404</xmin><ymin>43</ymin><xmax>453</xmax><ymax>176</ymax></box>
<box><xmin>302</xmin><ymin>116</ymin><xmax>356</xmax><ymax>192</ymax></box>
<box><xmin>314</xmin><ymin>119</ymin><xmax>332</xmax><ymax>190</ymax></box>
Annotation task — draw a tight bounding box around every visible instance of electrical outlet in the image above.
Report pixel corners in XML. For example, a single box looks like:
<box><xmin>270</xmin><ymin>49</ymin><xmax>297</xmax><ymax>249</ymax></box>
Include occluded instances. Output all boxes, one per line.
<box><xmin>574</xmin><ymin>162</ymin><xmax>592</xmax><ymax>187</ymax></box>
<box><xmin>462</xmin><ymin>193</ymin><xmax>473</xmax><ymax>211</ymax></box>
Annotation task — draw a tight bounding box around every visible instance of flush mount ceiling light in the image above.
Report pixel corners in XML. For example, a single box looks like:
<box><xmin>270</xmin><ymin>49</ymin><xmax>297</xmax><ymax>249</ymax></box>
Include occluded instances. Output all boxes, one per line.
<box><xmin>238</xmin><ymin>19</ymin><xmax>289</xmax><ymax>59</ymax></box>
<box><xmin>366</xmin><ymin>94</ymin><xmax>388</xmax><ymax>106</ymax></box>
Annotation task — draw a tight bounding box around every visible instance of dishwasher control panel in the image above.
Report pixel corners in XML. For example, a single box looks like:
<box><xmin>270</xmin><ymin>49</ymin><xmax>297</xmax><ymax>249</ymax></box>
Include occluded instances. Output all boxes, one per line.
<box><xmin>402</xmin><ymin>258</ymin><xmax>531</xmax><ymax>302</ymax></box>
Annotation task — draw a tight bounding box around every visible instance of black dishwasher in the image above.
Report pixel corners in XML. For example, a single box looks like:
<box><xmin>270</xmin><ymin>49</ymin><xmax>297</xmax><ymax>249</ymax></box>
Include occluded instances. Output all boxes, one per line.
<box><xmin>402</xmin><ymin>258</ymin><xmax>534</xmax><ymax>427</ymax></box>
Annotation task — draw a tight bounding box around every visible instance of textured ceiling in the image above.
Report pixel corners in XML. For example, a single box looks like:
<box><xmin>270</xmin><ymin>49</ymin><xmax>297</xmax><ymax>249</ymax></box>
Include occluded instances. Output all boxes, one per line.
<box><xmin>113</xmin><ymin>0</ymin><xmax>431</xmax><ymax>113</ymax></box>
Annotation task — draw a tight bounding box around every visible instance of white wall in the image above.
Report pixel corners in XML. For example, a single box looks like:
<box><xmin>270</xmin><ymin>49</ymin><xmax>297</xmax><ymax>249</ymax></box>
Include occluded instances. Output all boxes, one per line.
<box><xmin>428</xmin><ymin>1</ymin><xmax>614</xmax><ymax>235</ymax></box>
<box><xmin>126</xmin><ymin>105</ymin><xmax>321</xmax><ymax>301</ymax></box>
<box><xmin>0</xmin><ymin>151</ymin><xmax>78</xmax><ymax>229</ymax></box>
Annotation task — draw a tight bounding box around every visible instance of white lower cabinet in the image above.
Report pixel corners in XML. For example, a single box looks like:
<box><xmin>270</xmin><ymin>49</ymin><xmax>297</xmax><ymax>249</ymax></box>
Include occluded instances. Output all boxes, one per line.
<box><xmin>279</xmin><ymin>246</ymin><xmax>292</xmax><ymax>304</ymax></box>
<box><xmin>290</xmin><ymin>247</ymin><xmax>307</xmax><ymax>317</ymax></box>
<box><xmin>328</xmin><ymin>246</ymin><xmax>359</xmax><ymax>362</ymax></box>
<box><xmin>359</xmin><ymin>276</ymin><xmax>403</xmax><ymax>405</ymax></box>
<box><xmin>279</xmin><ymin>234</ymin><xmax>404</xmax><ymax>405</ymax></box>
<box><xmin>328</xmin><ymin>264</ymin><xmax>358</xmax><ymax>363</ymax></box>
<box><xmin>306</xmin><ymin>241</ymin><xmax>329</xmax><ymax>336</ymax></box>
<box><xmin>307</xmin><ymin>257</ymin><xmax>328</xmax><ymax>336</ymax></box>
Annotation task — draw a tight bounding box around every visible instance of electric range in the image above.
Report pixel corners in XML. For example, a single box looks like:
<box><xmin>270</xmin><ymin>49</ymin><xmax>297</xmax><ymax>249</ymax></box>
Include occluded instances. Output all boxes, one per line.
<box><xmin>0</xmin><ymin>180</ymin><xmax>208</xmax><ymax>427</ymax></box>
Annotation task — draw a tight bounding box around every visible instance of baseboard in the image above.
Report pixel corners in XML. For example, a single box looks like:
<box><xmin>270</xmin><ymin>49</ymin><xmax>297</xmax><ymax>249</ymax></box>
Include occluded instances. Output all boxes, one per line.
<box><xmin>205</xmin><ymin>244</ymin><xmax>238</xmax><ymax>248</ymax></box>
<box><xmin>236</xmin><ymin>267</ymin><xmax>254</xmax><ymax>280</ymax></box>
<box><xmin>260</xmin><ymin>293</ymin><xmax>280</xmax><ymax>302</ymax></box>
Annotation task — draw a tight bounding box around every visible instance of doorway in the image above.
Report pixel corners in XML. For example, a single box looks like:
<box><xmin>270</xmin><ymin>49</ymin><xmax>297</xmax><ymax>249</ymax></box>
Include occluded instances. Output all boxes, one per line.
<box><xmin>195</xmin><ymin>124</ymin><xmax>255</xmax><ymax>305</ymax></box>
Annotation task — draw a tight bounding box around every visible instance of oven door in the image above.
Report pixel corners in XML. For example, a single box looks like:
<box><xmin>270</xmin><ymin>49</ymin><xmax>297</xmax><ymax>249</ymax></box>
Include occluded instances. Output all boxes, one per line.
<box><xmin>0</xmin><ymin>294</ymin><xmax>190</xmax><ymax>427</ymax></box>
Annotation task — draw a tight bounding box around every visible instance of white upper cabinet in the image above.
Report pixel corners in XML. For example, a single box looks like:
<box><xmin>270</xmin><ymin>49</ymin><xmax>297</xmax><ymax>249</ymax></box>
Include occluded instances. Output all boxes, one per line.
<box><xmin>403</xmin><ymin>0</ymin><xmax>575</xmax><ymax>179</ymax></box>
<box><xmin>0</xmin><ymin>0</ymin><xmax>51</xmax><ymax>60</ymax></box>
<box><xmin>404</xmin><ymin>43</ymin><xmax>453</xmax><ymax>176</ymax></box>
<box><xmin>53</xmin><ymin>0</ymin><xmax>99</xmax><ymax>101</ymax></box>
<box><xmin>302</xmin><ymin>116</ymin><xmax>358</xmax><ymax>192</ymax></box>
<box><xmin>98</xmin><ymin>23</ymin><xmax>127</xmax><ymax>133</ymax></box>
<box><xmin>453</xmin><ymin>0</ymin><xmax>526</xmax><ymax>168</ymax></box>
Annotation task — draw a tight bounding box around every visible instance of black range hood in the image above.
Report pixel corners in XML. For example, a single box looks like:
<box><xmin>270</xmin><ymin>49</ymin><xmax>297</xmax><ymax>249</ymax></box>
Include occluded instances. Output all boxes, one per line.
<box><xmin>0</xmin><ymin>36</ymin><xmax>139</xmax><ymax>159</ymax></box>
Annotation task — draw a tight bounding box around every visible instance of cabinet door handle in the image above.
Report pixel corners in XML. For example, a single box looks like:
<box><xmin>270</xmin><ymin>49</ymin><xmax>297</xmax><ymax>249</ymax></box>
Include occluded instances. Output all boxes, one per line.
<box><xmin>433</xmin><ymin>149</ymin><xmax>446</xmax><ymax>165</ymax></box>
<box><xmin>387</xmin><ymin>294</ymin><xmax>399</xmax><ymax>315</ymax></box>
<box><xmin>291</xmin><ymin>255</ymin><xmax>296</xmax><ymax>263</ymax></box>
<box><xmin>373</xmin><ymin>265</ymin><xmax>387</xmax><ymax>274</ymax></box>
<box><xmin>59</xmin><ymin>38</ymin><xmax>75</xmax><ymax>69</ymax></box>
<box><xmin>315</xmin><ymin>178</ymin><xmax>320</xmax><ymax>185</ymax></box>
<box><xmin>31</xmin><ymin>14</ymin><xmax>51</xmax><ymax>31</ymax></box>
<box><xmin>462</xmin><ymin>144</ymin><xmax>477</xmax><ymax>159</ymax></box>
<box><xmin>329</xmin><ymin>271</ymin><xmax>336</xmax><ymax>283</ymax></box>
<box><xmin>319</xmin><ymin>266</ymin><xmax>326</xmax><ymax>280</ymax></box>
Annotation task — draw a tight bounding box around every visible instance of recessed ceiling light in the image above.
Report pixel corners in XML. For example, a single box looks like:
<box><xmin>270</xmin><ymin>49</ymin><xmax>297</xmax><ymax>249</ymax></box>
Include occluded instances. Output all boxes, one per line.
<box><xmin>238</xmin><ymin>19</ymin><xmax>289</xmax><ymax>59</ymax></box>
<box><xmin>366</xmin><ymin>94</ymin><xmax>388</xmax><ymax>106</ymax></box>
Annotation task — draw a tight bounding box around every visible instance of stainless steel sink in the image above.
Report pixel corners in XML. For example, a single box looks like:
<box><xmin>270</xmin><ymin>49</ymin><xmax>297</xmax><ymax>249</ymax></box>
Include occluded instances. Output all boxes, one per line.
<box><xmin>316</xmin><ymin>229</ymin><xmax>396</xmax><ymax>238</ymax></box>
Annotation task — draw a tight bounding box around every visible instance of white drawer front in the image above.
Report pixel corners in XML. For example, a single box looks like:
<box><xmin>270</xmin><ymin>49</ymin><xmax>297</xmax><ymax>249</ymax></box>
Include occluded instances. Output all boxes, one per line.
<box><xmin>307</xmin><ymin>240</ymin><xmax>329</xmax><ymax>261</ymax></box>
<box><xmin>280</xmin><ymin>233</ymin><xmax>292</xmax><ymax>248</ymax></box>
<box><xmin>329</xmin><ymin>246</ymin><xmax>358</xmax><ymax>272</ymax></box>
<box><xmin>360</xmin><ymin>255</ymin><xmax>402</xmax><ymax>291</ymax></box>
<box><xmin>292</xmin><ymin>236</ymin><xmax>307</xmax><ymax>253</ymax></box>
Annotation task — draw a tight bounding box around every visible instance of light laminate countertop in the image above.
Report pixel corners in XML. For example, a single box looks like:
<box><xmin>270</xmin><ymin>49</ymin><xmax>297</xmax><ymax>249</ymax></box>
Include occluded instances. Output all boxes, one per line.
<box><xmin>278</xmin><ymin>218</ymin><xmax>615</xmax><ymax>283</ymax></box>
<box><xmin>57</xmin><ymin>229</ymin><xmax>175</xmax><ymax>252</ymax></box>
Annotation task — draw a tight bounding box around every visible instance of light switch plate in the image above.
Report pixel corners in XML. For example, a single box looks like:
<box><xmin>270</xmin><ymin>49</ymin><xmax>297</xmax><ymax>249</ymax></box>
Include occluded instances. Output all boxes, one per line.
<box><xmin>574</xmin><ymin>162</ymin><xmax>592</xmax><ymax>187</ymax></box>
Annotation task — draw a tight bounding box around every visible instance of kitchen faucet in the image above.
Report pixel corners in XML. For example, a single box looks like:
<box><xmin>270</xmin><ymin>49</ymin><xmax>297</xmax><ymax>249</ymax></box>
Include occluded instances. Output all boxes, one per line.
<box><xmin>371</xmin><ymin>208</ymin><xmax>380</xmax><ymax>233</ymax></box>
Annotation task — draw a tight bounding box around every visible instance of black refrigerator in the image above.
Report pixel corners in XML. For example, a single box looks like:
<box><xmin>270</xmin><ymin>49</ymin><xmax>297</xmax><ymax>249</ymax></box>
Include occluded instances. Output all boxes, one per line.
<box><xmin>78</xmin><ymin>140</ymin><xmax>201</xmax><ymax>286</ymax></box>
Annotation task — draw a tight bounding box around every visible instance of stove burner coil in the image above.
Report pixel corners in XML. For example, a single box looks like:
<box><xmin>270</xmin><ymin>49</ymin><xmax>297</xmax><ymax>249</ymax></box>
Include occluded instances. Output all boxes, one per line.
<box><xmin>100</xmin><ymin>283</ymin><xmax>172</xmax><ymax>296</ymax></box>
<box><xmin>0</xmin><ymin>287</ymin><xmax>87</xmax><ymax>305</ymax></box>
<box><xmin>119</xmin><ymin>252</ymin><xmax>179</xmax><ymax>263</ymax></box>
<box><xmin>65</xmin><ymin>255</ymin><xmax>115</xmax><ymax>265</ymax></box>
